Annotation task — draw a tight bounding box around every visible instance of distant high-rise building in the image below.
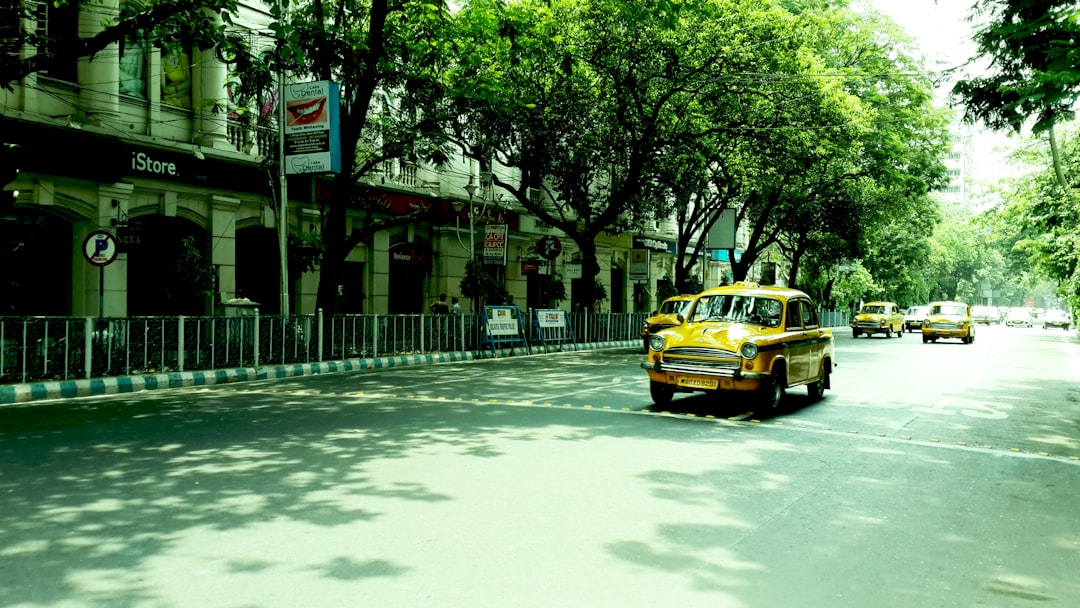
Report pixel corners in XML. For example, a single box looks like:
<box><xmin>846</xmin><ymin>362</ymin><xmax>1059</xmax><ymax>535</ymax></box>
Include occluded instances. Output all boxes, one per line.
<box><xmin>938</xmin><ymin>121</ymin><xmax>974</xmax><ymax>206</ymax></box>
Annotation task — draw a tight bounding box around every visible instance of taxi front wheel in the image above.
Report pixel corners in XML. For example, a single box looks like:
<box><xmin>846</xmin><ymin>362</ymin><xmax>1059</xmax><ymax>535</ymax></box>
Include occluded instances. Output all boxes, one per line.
<box><xmin>650</xmin><ymin>381</ymin><xmax>674</xmax><ymax>407</ymax></box>
<box><xmin>760</xmin><ymin>370</ymin><xmax>786</xmax><ymax>409</ymax></box>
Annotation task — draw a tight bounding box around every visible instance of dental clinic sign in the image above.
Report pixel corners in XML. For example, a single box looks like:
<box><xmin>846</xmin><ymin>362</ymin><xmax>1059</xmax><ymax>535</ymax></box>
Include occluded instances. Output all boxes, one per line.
<box><xmin>284</xmin><ymin>81</ymin><xmax>341</xmax><ymax>174</ymax></box>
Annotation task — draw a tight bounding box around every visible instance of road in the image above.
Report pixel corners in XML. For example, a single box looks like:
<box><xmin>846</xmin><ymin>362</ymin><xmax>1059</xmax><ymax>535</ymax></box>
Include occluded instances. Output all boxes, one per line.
<box><xmin>1</xmin><ymin>323</ymin><xmax>1078</xmax><ymax>607</ymax></box>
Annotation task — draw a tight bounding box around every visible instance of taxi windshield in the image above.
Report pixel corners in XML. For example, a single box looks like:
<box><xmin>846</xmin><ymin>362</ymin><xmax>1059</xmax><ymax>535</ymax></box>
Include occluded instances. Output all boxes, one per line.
<box><xmin>690</xmin><ymin>294</ymin><xmax>783</xmax><ymax>327</ymax></box>
<box><xmin>861</xmin><ymin>305</ymin><xmax>886</xmax><ymax>314</ymax></box>
<box><xmin>933</xmin><ymin>304</ymin><xmax>967</xmax><ymax>316</ymax></box>
<box><xmin>658</xmin><ymin>299</ymin><xmax>689</xmax><ymax>315</ymax></box>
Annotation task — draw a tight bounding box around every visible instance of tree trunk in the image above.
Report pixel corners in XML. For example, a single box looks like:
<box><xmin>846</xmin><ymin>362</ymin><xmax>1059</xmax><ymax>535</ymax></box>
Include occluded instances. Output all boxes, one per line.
<box><xmin>1048</xmin><ymin>124</ymin><xmax>1069</xmax><ymax>190</ymax></box>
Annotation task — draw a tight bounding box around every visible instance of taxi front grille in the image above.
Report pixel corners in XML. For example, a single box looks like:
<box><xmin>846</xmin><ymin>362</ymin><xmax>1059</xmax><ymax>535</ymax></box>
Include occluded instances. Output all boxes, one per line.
<box><xmin>664</xmin><ymin>347</ymin><xmax>738</xmax><ymax>358</ymax></box>
<box><xmin>660</xmin><ymin>360</ymin><xmax>741</xmax><ymax>377</ymax></box>
<box><xmin>856</xmin><ymin>321</ymin><xmax>883</xmax><ymax>328</ymax></box>
<box><xmin>930</xmin><ymin>322</ymin><xmax>959</xmax><ymax>330</ymax></box>
<box><xmin>647</xmin><ymin>323</ymin><xmax>678</xmax><ymax>333</ymax></box>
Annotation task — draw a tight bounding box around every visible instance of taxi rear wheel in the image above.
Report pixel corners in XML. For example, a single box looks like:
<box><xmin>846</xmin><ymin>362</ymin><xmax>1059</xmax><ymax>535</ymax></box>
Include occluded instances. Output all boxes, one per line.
<box><xmin>808</xmin><ymin>364</ymin><xmax>828</xmax><ymax>400</ymax></box>
<box><xmin>650</xmin><ymin>381</ymin><xmax>674</xmax><ymax>408</ymax></box>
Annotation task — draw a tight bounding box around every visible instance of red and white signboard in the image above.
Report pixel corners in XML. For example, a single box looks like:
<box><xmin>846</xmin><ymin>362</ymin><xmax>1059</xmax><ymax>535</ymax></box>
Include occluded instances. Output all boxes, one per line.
<box><xmin>484</xmin><ymin>224</ymin><xmax>507</xmax><ymax>265</ymax></box>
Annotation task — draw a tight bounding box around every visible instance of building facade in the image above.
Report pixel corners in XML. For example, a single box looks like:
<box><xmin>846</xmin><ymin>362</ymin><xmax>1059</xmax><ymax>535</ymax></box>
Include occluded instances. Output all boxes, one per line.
<box><xmin>1</xmin><ymin>1</ymin><xmax>717</xmax><ymax>318</ymax></box>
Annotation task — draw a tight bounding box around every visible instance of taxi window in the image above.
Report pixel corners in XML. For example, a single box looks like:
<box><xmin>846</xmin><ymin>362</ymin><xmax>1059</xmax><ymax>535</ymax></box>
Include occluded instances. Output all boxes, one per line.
<box><xmin>659</xmin><ymin>299</ymin><xmax>688</xmax><ymax>315</ymax></box>
<box><xmin>933</xmin><ymin>304</ymin><xmax>967</xmax><ymax>316</ymax></box>
<box><xmin>691</xmin><ymin>294</ymin><xmax>783</xmax><ymax>327</ymax></box>
<box><xmin>786</xmin><ymin>300</ymin><xmax>803</xmax><ymax>330</ymax></box>
<box><xmin>862</xmin><ymin>305</ymin><xmax>885</xmax><ymax>314</ymax></box>
<box><xmin>800</xmin><ymin>301</ymin><xmax>819</xmax><ymax>328</ymax></box>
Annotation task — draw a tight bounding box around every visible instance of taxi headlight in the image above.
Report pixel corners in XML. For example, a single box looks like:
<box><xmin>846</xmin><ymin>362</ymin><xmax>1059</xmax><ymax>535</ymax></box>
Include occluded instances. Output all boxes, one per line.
<box><xmin>648</xmin><ymin>334</ymin><xmax>666</xmax><ymax>352</ymax></box>
<box><xmin>740</xmin><ymin>342</ymin><xmax>759</xmax><ymax>359</ymax></box>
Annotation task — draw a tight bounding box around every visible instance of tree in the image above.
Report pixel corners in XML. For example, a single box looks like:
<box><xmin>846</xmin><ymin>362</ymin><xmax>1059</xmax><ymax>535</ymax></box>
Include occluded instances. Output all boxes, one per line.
<box><xmin>950</xmin><ymin>0</ymin><xmax>1080</xmax><ymax>187</ymax></box>
<box><xmin>273</xmin><ymin>0</ymin><xmax>455</xmax><ymax>316</ymax></box>
<box><xmin>979</xmin><ymin>127</ymin><xmax>1080</xmax><ymax>312</ymax></box>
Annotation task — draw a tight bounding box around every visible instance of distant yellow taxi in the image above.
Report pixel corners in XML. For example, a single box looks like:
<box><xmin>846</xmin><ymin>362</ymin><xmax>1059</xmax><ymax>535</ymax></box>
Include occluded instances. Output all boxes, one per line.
<box><xmin>851</xmin><ymin>301</ymin><xmax>905</xmax><ymax>338</ymax></box>
<box><xmin>641</xmin><ymin>282</ymin><xmax>835</xmax><ymax>410</ymax></box>
<box><xmin>922</xmin><ymin>301</ymin><xmax>975</xmax><ymax>344</ymax></box>
<box><xmin>641</xmin><ymin>294</ymin><xmax>695</xmax><ymax>352</ymax></box>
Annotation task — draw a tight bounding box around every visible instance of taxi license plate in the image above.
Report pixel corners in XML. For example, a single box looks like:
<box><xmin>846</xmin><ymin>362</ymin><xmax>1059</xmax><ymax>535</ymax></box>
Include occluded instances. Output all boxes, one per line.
<box><xmin>677</xmin><ymin>377</ymin><xmax>719</xmax><ymax>390</ymax></box>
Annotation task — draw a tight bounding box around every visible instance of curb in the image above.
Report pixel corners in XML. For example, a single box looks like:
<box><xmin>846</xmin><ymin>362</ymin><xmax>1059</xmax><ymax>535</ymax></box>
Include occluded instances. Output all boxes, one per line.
<box><xmin>0</xmin><ymin>340</ymin><xmax>636</xmax><ymax>405</ymax></box>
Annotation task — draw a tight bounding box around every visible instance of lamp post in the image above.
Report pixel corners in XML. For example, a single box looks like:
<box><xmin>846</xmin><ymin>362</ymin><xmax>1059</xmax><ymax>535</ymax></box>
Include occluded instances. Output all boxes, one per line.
<box><xmin>458</xmin><ymin>176</ymin><xmax>477</xmax><ymax>258</ymax></box>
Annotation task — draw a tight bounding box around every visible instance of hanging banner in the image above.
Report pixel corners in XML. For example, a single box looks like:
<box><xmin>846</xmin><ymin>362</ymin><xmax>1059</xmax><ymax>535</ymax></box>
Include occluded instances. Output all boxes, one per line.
<box><xmin>707</xmin><ymin>208</ymin><xmax>737</xmax><ymax>250</ymax></box>
<box><xmin>284</xmin><ymin>81</ymin><xmax>341</xmax><ymax>175</ymax></box>
<box><xmin>484</xmin><ymin>224</ymin><xmax>507</xmax><ymax>265</ymax></box>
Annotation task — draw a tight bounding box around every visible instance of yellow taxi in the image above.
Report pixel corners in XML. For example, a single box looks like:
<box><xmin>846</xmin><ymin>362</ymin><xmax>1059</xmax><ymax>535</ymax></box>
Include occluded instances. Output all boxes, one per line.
<box><xmin>851</xmin><ymin>301</ymin><xmax>905</xmax><ymax>338</ymax></box>
<box><xmin>641</xmin><ymin>294</ymin><xmax>695</xmax><ymax>352</ymax></box>
<box><xmin>922</xmin><ymin>301</ymin><xmax>975</xmax><ymax>344</ymax></box>
<box><xmin>641</xmin><ymin>282</ymin><xmax>835</xmax><ymax>410</ymax></box>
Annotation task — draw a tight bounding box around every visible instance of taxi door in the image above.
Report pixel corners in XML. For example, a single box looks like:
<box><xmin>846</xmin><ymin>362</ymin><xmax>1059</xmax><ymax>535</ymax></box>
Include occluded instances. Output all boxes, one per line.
<box><xmin>783</xmin><ymin>299</ymin><xmax>810</xmax><ymax>384</ymax></box>
<box><xmin>798</xmin><ymin>299</ymin><xmax>826</xmax><ymax>380</ymax></box>
<box><xmin>889</xmin><ymin>303</ymin><xmax>903</xmax><ymax>332</ymax></box>
<box><xmin>790</xmin><ymin>300</ymin><xmax>820</xmax><ymax>384</ymax></box>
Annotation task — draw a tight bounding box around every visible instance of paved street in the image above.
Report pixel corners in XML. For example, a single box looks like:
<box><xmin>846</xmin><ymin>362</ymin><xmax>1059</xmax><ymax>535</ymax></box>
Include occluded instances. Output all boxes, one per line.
<box><xmin>2</xmin><ymin>324</ymin><xmax>1079</xmax><ymax>607</ymax></box>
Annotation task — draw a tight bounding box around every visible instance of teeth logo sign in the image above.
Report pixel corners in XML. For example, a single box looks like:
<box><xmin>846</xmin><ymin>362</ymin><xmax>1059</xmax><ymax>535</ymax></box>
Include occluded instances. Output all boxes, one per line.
<box><xmin>283</xmin><ymin>81</ymin><xmax>342</xmax><ymax>175</ymax></box>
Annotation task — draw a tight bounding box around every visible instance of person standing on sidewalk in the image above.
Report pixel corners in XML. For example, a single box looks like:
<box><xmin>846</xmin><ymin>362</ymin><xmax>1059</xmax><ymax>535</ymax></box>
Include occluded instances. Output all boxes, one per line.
<box><xmin>429</xmin><ymin>294</ymin><xmax>449</xmax><ymax>315</ymax></box>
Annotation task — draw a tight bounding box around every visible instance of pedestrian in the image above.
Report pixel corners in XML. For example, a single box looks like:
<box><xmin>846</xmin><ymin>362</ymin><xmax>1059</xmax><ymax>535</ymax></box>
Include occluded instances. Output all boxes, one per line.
<box><xmin>429</xmin><ymin>293</ymin><xmax>449</xmax><ymax>315</ymax></box>
<box><xmin>450</xmin><ymin>297</ymin><xmax>462</xmax><ymax>314</ymax></box>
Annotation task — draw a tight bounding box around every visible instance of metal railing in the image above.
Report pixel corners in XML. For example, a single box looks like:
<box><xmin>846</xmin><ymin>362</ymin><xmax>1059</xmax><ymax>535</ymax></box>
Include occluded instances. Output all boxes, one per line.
<box><xmin>0</xmin><ymin>309</ymin><xmax>849</xmax><ymax>385</ymax></box>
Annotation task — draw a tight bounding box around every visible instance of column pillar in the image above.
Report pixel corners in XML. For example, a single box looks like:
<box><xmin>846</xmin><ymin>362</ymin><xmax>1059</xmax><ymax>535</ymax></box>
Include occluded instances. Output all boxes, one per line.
<box><xmin>77</xmin><ymin>0</ymin><xmax>120</xmax><ymax>124</ymax></box>
<box><xmin>74</xmin><ymin>183</ymin><xmax>133</xmax><ymax>317</ymax></box>
<box><xmin>210</xmin><ymin>195</ymin><xmax>240</xmax><ymax>308</ymax></box>
<box><xmin>371</xmin><ymin>231</ymin><xmax>390</xmax><ymax>314</ymax></box>
<box><xmin>192</xmin><ymin>10</ymin><xmax>229</xmax><ymax>150</ymax></box>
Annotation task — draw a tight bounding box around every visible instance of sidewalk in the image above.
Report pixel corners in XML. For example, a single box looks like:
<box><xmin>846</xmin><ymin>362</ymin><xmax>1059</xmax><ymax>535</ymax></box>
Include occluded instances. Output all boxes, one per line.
<box><xmin>0</xmin><ymin>340</ymin><xmax>636</xmax><ymax>405</ymax></box>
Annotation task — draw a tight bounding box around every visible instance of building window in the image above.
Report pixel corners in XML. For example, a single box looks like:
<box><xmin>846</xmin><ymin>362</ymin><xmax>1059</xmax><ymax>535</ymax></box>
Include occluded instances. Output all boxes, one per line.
<box><xmin>36</xmin><ymin>0</ymin><xmax>79</xmax><ymax>83</ymax></box>
<box><xmin>161</xmin><ymin>46</ymin><xmax>192</xmax><ymax>108</ymax></box>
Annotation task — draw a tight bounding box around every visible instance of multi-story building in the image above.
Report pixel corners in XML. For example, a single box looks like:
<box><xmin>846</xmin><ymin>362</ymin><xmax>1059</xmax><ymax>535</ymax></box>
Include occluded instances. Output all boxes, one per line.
<box><xmin>938</xmin><ymin>120</ymin><xmax>974</xmax><ymax>206</ymax></box>
<box><xmin>1</xmin><ymin>1</ymin><xmax>712</xmax><ymax>318</ymax></box>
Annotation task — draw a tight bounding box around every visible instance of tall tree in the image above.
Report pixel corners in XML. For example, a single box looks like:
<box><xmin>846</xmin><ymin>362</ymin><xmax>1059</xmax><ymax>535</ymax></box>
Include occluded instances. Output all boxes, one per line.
<box><xmin>950</xmin><ymin>0</ymin><xmax>1080</xmax><ymax>187</ymax></box>
<box><xmin>275</xmin><ymin>0</ymin><xmax>455</xmax><ymax>315</ymax></box>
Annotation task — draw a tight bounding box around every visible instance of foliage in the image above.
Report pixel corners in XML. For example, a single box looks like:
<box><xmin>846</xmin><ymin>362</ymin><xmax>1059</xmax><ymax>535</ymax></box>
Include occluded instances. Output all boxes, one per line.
<box><xmin>978</xmin><ymin>126</ymin><xmax>1080</xmax><ymax>312</ymax></box>
<box><xmin>1</xmin><ymin>0</ymin><xmax>254</xmax><ymax>90</ymax></box>
<box><xmin>166</xmin><ymin>236</ymin><xmax>216</xmax><ymax>313</ymax></box>
<box><xmin>655</xmin><ymin>278</ymin><xmax>678</xmax><ymax>306</ymax></box>
<box><xmin>830</xmin><ymin>262</ymin><xmax>880</xmax><ymax>312</ymax></box>
<box><xmin>460</xmin><ymin>259</ymin><xmax>511</xmax><ymax>309</ymax></box>
<box><xmin>541</xmin><ymin>272</ymin><xmax>567</xmax><ymax>307</ymax></box>
<box><xmin>288</xmin><ymin>231</ymin><xmax>325</xmax><ymax>277</ymax></box>
<box><xmin>950</xmin><ymin>0</ymin><xmax>1080</xmax><ymax>135</ymax></box>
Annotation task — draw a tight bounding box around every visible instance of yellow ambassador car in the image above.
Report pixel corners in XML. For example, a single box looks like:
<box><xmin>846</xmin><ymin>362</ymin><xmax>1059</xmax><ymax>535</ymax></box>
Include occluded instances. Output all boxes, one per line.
<box><xmin>922</xmin><ymin>301</ymin><xmax>975</xmax><ymax>344</ymax></box>
<box><xmin>641</xmin><ymin>282</ymin><xmax>835</xmax><ymax>410</ymax></box>
<box><xmin>851</xmin><ymin>301</ymin><xmax>905</xmax><ymax>338</ymax></box>
<box><xmin>641</xmin><ymin>294</ymin><xmax>695</xmax><ymax>352</ymax></box>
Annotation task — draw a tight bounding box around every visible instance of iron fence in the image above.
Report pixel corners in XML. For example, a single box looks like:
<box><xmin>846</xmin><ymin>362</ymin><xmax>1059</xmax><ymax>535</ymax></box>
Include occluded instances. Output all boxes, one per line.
<box><xmin>0</xmin><ymin>309</ymin><xmax>849</xmax><ymax>385</ymax></box>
